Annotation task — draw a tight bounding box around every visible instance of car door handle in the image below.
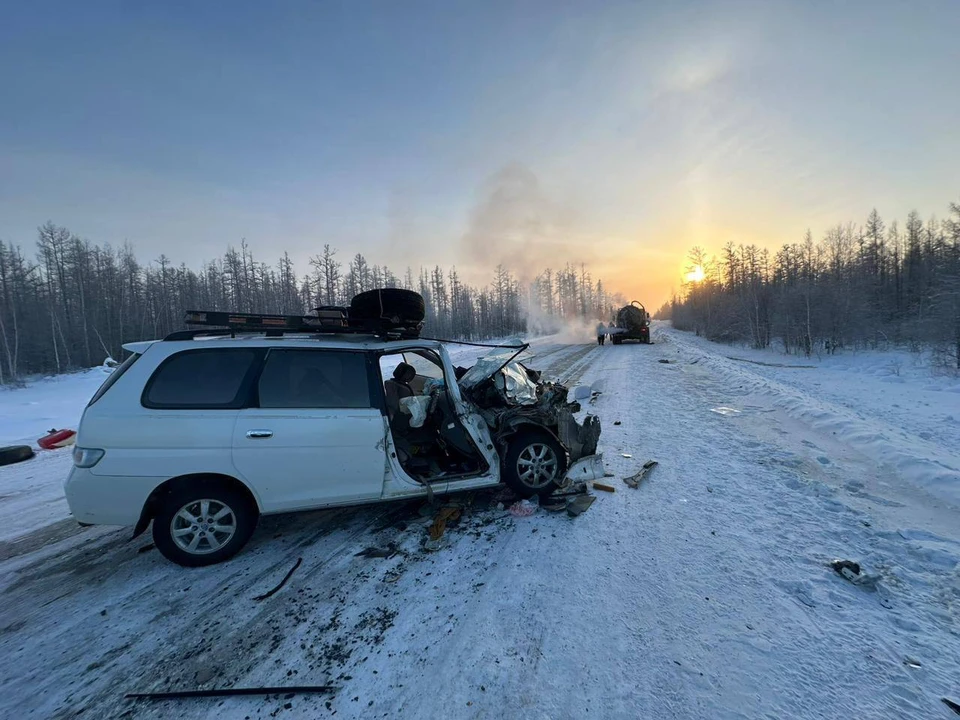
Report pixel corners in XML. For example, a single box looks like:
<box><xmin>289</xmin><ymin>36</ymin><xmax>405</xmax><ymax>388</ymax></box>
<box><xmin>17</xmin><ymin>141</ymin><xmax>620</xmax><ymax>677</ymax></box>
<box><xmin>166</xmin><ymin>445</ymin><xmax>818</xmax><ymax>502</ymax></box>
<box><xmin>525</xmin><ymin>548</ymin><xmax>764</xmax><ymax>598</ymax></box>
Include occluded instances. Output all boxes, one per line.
<box><xmin>246</xmin><ymin>429</ymin><xmax>274</xmax><ymax>439</ymax></box>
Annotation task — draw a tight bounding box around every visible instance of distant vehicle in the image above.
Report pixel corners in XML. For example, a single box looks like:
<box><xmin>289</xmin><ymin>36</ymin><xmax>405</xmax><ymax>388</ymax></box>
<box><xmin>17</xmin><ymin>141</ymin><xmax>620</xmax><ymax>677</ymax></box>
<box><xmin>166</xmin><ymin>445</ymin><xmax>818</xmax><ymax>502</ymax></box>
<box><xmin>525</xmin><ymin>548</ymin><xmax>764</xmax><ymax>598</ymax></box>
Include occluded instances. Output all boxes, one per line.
<box><xmin>609</xmin><ymin>301</ymin><xmax>651</xmax><ymax>344</ymax></box>
<box><xmin>64</xmin><ymin>290</ymin><xmax>602</xmax><ymax>567</ymax></box>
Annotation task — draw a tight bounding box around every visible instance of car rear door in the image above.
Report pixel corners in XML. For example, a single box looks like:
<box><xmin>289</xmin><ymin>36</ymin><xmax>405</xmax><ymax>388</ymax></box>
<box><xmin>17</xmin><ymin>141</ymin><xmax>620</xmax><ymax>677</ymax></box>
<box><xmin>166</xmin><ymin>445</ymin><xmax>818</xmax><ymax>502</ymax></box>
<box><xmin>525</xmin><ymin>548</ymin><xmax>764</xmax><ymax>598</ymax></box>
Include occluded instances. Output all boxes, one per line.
<box><xmin>232</xmin><ymin>348</ymin><xmax>388</xmax><ymax>512</ymax></box>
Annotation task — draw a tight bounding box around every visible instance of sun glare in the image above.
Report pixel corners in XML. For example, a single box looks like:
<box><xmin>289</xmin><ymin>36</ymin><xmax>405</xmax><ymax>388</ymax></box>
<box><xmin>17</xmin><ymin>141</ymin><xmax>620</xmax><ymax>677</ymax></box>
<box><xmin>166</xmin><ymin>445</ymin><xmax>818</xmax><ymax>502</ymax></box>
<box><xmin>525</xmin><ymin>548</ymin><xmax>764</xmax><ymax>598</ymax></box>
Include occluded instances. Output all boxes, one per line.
<box><xmin>685</xmin><ymin>265</ymin><xmax>705</xmax><ymax>283</ymax></box>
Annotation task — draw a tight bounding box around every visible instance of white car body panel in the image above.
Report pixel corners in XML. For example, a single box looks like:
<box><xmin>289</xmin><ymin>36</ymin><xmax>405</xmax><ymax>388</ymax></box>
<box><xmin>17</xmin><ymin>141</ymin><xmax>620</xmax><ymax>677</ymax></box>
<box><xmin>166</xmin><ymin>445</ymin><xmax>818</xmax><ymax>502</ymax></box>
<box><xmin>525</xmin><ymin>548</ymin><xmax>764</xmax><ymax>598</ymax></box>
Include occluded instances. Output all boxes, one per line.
<box><xmin>232</xmin><ymin>408</ymin><xmax>389</xmax><ymax>512</ymax></box>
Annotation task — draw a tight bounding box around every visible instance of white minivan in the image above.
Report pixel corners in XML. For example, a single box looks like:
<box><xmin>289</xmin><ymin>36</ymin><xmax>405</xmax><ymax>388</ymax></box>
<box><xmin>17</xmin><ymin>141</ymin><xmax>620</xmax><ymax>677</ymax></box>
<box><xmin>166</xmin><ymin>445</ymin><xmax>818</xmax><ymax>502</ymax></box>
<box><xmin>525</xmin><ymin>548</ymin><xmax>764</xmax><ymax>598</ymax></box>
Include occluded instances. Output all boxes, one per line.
<box><xmin>65</xmin><ymin>326</ymin><xmax>602</xmax><ymax>566</ymax></box>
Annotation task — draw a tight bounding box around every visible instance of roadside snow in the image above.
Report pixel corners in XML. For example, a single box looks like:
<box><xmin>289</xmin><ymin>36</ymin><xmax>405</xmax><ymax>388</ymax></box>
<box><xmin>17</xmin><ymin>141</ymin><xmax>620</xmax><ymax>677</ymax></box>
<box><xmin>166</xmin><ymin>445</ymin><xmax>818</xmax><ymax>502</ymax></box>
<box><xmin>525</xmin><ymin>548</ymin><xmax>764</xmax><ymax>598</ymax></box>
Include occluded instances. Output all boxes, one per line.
<box><xmin>0</xmin><ymin>369</ymin><xmax>107</xmax><ymax>541</ymax></box>
<box><xmin>0</xmin><ymin>368</ymin><xmax>107</xmax><ymax>447</ymax></box>
<box><xmin>663</xmin><ymin>325</ymin><xmax>960</xmax><ymax>507</ymax></box>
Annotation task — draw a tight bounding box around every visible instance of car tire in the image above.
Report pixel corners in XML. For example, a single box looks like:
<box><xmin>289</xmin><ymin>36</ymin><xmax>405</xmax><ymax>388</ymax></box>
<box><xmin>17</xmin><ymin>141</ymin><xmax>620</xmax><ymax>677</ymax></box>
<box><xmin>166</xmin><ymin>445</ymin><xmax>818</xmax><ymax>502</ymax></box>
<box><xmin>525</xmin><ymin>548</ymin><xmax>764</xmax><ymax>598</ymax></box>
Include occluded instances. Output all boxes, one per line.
<box><xmin>152</xmin><ymin>481</ymin><xmax>258</xmax><ymax>567</ymax></box>
<box><xmin>502</xmin><ymin>430</ymin><xmax>568</xmax><ymax>498</ymax></box>
<box><xmin>350</xmin><ymin>289</ymin><xmax>425</xmax><ymax>325</ymax></box>
<box><xmin>0</xmin><ymin>445</ymin><xmax>34</xmax><ymax>467</ymax></box>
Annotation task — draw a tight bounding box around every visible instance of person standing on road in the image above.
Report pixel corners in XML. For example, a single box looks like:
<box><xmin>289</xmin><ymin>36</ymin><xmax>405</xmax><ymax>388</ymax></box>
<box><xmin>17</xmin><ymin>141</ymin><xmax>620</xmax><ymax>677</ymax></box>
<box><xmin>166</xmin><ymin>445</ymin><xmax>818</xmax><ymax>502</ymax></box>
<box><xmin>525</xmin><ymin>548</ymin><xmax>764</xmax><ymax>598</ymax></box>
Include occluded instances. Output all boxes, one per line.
<box><xmin>596</xmin><ymin>321</ymin><xmax>606</xmax><ymax>346</ymax></box>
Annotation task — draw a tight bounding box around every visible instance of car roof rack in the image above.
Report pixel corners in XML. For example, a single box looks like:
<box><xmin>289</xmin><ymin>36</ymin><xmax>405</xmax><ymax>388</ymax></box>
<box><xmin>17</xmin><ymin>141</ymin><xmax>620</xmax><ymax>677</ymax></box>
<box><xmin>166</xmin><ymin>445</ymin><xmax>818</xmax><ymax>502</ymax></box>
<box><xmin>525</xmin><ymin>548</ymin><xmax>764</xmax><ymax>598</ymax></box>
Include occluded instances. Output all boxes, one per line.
<box><xmin>163</xmin><ymin>309</ymin><xmax>422</xmax><ymax>341</ymax></box>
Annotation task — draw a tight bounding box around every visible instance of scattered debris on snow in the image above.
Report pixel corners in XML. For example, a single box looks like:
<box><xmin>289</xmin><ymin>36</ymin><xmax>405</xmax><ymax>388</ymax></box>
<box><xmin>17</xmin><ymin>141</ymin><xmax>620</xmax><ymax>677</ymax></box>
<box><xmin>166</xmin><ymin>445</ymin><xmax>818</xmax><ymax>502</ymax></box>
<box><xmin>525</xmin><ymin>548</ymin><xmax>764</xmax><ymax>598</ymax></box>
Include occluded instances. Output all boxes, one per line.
<box><xmin>508</xmin><ymin>498</ymin><xmax>538</xmax><ymax>517</ymax></box>
<box><xmin>623</xmin><ymin>460</ymin><xmax>658</xmax><ymax>489</ymax></box>
<box><xmin>355</xmin><ymin>546</ymin><xmax>398</xmax><ymax>559</ymax></box>
<box><xmin>565</xmin><ymin>494</ymin><xmax>596</xmax><ymax>517</ymax></box>
<box><xmin>829</xmin><ymin>558</ymin><xmax>883</xmax><ymax>592</ymax></box>
<box><xmin>126</xmin><ymin>685</ymin><xmax>338</xmax><ymax>701</ymax></box>
<box><xmin>710</xmin><ymin>407</ymin><xmax>742</xmax><ymax>416</ymax></box>
<box><xmin>428</xmin><ymin>506</ymin><xmax>462</xmax><ymax>540</ymax></box>
<box><xmin>253</xmin><ymin>557</ymin><xmax>304</xmax><ymax>601</ymax></box>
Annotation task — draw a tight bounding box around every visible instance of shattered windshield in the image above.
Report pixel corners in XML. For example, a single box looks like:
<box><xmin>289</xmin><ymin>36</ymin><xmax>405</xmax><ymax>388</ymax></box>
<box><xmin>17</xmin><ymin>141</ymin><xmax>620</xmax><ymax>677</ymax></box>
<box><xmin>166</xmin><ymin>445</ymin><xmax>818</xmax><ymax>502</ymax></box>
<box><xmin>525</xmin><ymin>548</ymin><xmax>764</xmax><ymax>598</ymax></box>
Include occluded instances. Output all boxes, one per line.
<box><xmin>457</xmin><ymin>345</ymin><xmax>531</xmax><ymax>389</ymax></box>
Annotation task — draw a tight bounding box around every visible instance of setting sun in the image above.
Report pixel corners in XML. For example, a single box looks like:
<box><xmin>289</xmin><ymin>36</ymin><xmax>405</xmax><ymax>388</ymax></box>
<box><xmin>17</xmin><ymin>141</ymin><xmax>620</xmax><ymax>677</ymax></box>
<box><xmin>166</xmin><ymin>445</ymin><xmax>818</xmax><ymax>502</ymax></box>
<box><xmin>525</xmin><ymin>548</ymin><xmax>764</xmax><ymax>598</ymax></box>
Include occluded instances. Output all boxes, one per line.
<box><xmin>685</xmin><ymin>265</ymin><xmax>705</xmax><ymax>283</ymax></box>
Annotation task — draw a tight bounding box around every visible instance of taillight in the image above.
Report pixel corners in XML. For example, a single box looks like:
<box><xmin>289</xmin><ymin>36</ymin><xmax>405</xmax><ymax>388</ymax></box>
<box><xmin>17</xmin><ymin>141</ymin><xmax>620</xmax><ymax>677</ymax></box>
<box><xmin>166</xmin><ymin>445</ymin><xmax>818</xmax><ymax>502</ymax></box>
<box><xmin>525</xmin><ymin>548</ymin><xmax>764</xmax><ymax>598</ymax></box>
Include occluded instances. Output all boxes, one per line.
<box><xmin>73</xmin><ymin>447</ymin><xmax>105</xmax><ymax>468</ymax></box>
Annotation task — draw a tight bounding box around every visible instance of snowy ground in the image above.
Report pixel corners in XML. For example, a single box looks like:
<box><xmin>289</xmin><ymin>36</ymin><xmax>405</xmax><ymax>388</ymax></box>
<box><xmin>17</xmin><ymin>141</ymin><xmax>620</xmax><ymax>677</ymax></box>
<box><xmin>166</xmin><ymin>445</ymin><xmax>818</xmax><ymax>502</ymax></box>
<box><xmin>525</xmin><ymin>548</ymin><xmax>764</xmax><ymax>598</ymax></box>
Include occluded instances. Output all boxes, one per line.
<box><xmin>1</xmin><ymin>329</ymin><xmax>959</xmax><ymax>719</ymax></box>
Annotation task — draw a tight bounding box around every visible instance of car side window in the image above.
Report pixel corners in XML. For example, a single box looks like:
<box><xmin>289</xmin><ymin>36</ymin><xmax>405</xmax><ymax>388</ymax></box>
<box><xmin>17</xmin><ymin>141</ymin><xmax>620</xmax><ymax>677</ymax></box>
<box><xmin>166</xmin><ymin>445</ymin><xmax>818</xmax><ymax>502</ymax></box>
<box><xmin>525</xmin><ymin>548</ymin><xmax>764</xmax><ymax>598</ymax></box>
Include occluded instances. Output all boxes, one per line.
<box><xmin>258</xmin><ymin>350</ymin><xmax>371</xmax><ymax>409</ymax></box>
<box><xmin>143</xmin><ymin>348</ymin><xmax>259</xmax><ymax>409</ymax></box>
<box><xmin>88</xmin><ymin>352</ymin><xmax>140</xmax><ymax>406</ymax></box>
<box><xmin>403</xmin><ymin>350</ymin><xmax>445</xmax><ymax>380</ymax></box>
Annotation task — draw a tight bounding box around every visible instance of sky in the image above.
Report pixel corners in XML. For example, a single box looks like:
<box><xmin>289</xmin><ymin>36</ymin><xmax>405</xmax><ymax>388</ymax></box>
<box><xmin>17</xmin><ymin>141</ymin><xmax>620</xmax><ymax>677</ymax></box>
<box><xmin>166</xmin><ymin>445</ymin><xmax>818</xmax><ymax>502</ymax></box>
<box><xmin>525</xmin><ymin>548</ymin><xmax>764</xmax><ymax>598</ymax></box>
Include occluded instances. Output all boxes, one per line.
<box><xmin>1</xmin><ymin>0</ymin><xmax>958</xmax><ymax>310</ymax></box>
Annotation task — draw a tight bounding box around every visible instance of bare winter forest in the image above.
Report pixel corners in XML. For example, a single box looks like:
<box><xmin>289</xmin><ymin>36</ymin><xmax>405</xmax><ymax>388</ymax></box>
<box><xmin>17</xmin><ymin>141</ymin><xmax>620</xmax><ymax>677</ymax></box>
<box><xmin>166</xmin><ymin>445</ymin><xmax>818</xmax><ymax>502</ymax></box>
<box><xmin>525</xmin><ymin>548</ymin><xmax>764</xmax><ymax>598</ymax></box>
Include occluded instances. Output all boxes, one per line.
<box><xmin>0</xmin><ymin>224</ymin><xmax>623</xmax><ymax>381</ymax></box>
<box><xmin>667</xmin><ymin>200</ymin><xmax>960</xmax><ymax>369</ymax></box>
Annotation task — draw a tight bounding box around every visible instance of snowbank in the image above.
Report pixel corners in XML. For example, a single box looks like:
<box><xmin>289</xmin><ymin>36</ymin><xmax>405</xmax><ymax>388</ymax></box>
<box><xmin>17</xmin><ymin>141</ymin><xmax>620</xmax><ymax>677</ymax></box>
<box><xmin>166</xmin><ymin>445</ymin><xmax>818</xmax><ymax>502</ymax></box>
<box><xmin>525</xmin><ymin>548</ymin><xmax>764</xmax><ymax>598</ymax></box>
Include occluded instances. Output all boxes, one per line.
<box><xmin>0</xmin><ymin>368</ymin><xmax>108</xmax><ymax>447</ymax></box>
<box><xmin>663</xmin><ymin>325</ymin><xmax>960</xmax><ymax>507</ymax></box>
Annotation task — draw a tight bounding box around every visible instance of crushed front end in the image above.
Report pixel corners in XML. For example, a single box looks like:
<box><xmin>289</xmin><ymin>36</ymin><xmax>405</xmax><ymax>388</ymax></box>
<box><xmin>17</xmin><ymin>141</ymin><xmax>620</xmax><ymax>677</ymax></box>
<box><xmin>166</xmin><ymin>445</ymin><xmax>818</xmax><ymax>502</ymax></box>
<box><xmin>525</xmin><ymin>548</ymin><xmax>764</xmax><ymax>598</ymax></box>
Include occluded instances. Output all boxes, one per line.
<box><xmin>458</xmin><ymin>351</ymin><xmax>601</xmax><ymax>463</ymax></box>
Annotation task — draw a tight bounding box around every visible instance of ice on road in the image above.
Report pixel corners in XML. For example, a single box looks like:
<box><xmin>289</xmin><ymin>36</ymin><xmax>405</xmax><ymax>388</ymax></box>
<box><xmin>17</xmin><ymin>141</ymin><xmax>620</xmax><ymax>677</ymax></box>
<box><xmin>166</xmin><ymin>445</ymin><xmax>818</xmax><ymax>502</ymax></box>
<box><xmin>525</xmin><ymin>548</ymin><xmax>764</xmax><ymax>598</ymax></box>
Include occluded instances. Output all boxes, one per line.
<box><xmin>1</xmin><ymin>327</ymin><xmax>958</xmax><ymax>719</ymax></box>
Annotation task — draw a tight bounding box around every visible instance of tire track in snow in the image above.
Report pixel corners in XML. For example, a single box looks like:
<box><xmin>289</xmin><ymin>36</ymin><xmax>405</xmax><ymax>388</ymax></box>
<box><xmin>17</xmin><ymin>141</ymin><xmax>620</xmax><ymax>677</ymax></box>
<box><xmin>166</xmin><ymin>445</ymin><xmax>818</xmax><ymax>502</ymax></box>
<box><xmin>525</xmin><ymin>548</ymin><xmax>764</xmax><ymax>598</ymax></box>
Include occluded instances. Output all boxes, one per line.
<box><xmin>662</xmin><ymin>325</ymin><xmax>960</xmax><ymax>508</ymax></box>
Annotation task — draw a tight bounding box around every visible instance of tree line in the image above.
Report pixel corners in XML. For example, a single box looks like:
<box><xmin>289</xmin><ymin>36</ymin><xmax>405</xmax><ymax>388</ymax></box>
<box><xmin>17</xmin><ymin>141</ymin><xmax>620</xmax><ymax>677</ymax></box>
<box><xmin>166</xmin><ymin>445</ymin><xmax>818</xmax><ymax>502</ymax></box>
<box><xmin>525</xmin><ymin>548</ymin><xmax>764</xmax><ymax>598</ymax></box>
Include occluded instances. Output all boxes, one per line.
<box><xmin>667</xmin><ymin>198</ymin><xmax>960</xmax><ymax>368</ymax></box>
<box><xmin>0</xmin><ymin>223</ymin><xmax>621</xmax><ymax>382</ymax></box>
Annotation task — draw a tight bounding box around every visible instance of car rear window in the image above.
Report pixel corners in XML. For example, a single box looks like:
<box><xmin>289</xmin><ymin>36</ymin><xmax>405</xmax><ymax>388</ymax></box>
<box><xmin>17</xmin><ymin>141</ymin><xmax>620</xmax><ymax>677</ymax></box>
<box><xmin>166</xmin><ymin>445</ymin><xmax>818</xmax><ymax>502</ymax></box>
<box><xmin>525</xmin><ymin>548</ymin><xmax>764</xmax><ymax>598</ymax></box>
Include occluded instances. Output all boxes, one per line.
<box><xmin>143</xmin><ymin>348</ymin><xmax>259</xmax><ymax>409</ymax></box>
<box><xmin>258</xmin><ymin>349</ymin><xmax>371</xmax><ymax>408</ymax></box>
<box><xmin>88</xmin><ymin>352</ymin><xmax>140</xmax><ymax>406</ymax></box>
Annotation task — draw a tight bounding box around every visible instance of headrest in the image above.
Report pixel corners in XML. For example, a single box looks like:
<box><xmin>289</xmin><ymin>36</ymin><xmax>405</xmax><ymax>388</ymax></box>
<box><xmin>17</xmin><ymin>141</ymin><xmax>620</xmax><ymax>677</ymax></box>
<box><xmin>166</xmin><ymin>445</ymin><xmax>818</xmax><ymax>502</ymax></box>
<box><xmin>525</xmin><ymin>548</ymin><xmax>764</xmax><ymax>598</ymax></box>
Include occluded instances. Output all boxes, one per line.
<box><xmin>392</xmin><ymin>362</ymin><xmax>416</xmax><ymax>383</ymax></box>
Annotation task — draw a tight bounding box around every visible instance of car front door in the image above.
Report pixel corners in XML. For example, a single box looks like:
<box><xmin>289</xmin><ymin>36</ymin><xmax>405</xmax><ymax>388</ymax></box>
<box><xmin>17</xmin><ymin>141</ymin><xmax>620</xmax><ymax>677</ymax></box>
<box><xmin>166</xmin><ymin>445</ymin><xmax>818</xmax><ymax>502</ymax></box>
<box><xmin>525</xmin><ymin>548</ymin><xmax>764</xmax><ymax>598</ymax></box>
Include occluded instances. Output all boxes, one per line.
<box><xmin>232</xmin><ymin>348</ymin><xmax>388</xmax><ymax>512</ymax></box>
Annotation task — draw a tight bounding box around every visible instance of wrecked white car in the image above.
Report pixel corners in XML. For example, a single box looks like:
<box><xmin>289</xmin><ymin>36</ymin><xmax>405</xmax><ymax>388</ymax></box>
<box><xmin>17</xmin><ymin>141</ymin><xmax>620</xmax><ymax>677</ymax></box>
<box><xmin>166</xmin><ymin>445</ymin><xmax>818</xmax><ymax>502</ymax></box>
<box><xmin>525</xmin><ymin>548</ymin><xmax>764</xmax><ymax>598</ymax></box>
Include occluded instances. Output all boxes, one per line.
<box><xmin>65</xmin><ymin>304</ymin><xmax>603</xmax><ymax>566</ymax></box>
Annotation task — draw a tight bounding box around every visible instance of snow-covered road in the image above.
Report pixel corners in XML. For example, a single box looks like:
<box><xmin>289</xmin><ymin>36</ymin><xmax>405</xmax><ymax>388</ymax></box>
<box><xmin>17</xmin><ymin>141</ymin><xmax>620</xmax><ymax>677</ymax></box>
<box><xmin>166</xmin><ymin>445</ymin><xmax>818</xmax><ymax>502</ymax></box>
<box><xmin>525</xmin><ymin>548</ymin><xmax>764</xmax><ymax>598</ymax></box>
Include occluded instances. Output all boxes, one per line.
<box><xmin>1</xmin><ymin>328</ymin><xmax>958</xmax><ymax>719</ymax></box>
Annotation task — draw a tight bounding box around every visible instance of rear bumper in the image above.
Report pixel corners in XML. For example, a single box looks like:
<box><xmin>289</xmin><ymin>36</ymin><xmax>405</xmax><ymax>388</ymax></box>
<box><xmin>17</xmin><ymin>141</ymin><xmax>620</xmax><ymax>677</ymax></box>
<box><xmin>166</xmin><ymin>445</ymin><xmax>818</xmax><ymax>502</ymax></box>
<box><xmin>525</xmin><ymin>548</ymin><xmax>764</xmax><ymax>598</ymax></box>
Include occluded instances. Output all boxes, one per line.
<box><xmin>64</xmin><ymin>467</ymin><xmax>162</xmax><ymax>526</ymax></box>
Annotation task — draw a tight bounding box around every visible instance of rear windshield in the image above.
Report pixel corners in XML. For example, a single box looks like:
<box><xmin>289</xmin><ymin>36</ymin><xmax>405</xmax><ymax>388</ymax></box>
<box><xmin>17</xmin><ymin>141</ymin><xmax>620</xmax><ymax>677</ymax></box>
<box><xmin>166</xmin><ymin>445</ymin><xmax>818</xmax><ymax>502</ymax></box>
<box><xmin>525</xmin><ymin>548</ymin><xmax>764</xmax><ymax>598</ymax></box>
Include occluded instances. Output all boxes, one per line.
<box><xmin>88</xmin><ymin>353</ymin><xmax>140</xmax><ymax>406</ymax></box>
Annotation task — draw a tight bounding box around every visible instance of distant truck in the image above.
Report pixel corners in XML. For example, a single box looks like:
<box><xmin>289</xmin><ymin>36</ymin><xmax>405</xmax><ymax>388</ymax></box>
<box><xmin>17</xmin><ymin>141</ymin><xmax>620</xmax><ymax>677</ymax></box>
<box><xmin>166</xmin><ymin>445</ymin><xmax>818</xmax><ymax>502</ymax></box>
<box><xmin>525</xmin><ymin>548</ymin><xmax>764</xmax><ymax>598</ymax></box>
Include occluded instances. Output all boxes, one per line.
<box><xmin>610</xmin><ymin>301</ymin><xmax>651</xmax><ymax>344</ymax></box>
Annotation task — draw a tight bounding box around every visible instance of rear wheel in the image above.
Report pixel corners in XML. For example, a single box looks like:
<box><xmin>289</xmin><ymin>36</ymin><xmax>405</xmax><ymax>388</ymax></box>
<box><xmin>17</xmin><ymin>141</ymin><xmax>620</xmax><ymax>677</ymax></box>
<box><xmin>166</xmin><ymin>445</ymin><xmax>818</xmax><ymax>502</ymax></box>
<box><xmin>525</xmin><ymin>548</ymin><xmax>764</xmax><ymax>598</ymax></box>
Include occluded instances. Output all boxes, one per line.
<box><xmin>152</xmin><ymin>481</ymin><xmax>258</xmax><ymax>567</ymax></box>
<box><xmin>502</xmin><ymin>430</ymin><xmax>568</xmax><ymax>498</ymax></box>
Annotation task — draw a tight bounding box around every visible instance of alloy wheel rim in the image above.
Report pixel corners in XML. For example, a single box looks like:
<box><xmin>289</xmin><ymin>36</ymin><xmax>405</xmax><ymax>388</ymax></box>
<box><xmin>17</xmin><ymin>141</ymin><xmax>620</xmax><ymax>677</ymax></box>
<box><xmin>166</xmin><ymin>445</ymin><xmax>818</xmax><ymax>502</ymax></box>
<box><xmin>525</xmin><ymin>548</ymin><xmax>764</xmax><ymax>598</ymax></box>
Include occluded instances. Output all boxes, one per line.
<box><xmin>170</xmin><ymin>499</ymin><xmax>237</xmax><ymax>554</ymax></box>
<box><xmin>516</xmin><ymin>443</ymin><xmax>559</xmax><ymax>489</ymax></box>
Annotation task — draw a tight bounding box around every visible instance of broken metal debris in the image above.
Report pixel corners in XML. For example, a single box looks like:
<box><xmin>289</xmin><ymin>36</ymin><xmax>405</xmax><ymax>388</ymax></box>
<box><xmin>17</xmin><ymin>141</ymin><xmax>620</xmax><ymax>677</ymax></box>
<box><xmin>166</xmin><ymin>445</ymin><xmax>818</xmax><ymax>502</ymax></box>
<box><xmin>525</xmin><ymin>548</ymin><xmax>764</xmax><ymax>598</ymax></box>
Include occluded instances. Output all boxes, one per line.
<box><xmin>592</xmin><ymin>482</ymin><xmax>615</xmax><ymax>493</ymax></box>
<box><xmin>830</xmin><ymin>559</ymin><xmax>861</xmax><ymax>577</ymax></box>
<box><xmin>253</xmin><ymin>557</ymin><xmax>303</xmax><ymax>601</ymax></box>
<box><xmin>566</xmin><ymin>494</ymin><xmax>596</xmax><ymax>517</ymax></box>
<box><xmin>830</xmin><ymin>559</ymin><xmax>883</xmax><ymax>591</ymax></box>
<box><xmin>564</xmin><ymin>454</ymin><xmax>606</xmax><ymax>483</ymax></box>
<box><xmin>613</xmin><ymin>421</ymin><xmax>621</xmax><ymax>426</ymax></box>
<box><xmin>710</xmin><ymin>407</ymin><xmax>742</xmax><ymax>416</ymax></box>
<box><xmin>943</xmin><ymin>698</ymin><xmax>960</xmax><ymax>716</ymax></box>
<box><xmin>355</xmin><ymin>545</ymin><xmax>399</xmax><ymax>559</ymax></box>
<box><xmin>621</xmin><ymin>453</ymin><xmax>633</xmax><ymax>458</ymax></box>
<box><xmin>623</xmin><ymin>460</ymin><xmax>658</xmax><ymax>489</ymax></box>
<box><xmin>126</xmin><ymin>686</ymin><xmax>338</xmax><ymax>701</ymax></box>
<box><xmin>544</xmin><ymin>481</ymin><xmax>589</xmax><ymax>499</ymax></box>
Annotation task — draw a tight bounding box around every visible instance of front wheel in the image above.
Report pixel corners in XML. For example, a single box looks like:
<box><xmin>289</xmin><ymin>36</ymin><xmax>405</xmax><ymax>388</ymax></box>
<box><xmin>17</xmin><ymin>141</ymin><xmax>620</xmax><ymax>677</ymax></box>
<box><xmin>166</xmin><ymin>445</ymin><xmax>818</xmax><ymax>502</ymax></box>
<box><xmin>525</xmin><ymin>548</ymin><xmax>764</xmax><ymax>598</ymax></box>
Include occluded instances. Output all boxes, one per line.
<box><xmin>502</xmin><ymin>430</ymin><xmax>568</xmax><ymax>498</ymax></box>
<box><xmin>153</xmin><ymin>482</ymin><xmax>258</xmax><ymax>567</ymax></box>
